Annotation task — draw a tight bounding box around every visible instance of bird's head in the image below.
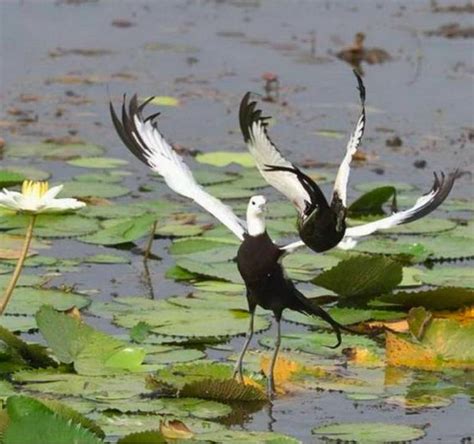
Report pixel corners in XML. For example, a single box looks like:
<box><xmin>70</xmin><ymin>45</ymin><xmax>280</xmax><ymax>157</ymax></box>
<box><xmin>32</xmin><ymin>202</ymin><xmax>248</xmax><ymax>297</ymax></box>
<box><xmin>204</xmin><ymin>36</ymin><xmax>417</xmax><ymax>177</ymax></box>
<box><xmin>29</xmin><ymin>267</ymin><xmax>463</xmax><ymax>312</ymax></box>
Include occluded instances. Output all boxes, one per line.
<box><xmin>246</xmin><ymin>195</ymin><xmax>267</xmax><ymax>236</ymax></box>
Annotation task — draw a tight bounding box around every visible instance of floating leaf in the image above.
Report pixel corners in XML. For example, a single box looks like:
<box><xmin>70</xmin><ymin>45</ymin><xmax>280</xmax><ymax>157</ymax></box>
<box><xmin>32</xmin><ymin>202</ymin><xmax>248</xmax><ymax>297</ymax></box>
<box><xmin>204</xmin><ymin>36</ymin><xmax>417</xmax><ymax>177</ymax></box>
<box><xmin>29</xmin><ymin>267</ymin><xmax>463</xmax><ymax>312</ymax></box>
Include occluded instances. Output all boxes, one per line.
<box><xmin>0</xmin><ymin>213</ymin><xmax>99</xmax><ymax>238</ymax></box>
<box><xmin>312</xmin><ymin>422</ymin><xmax>425</xmax><ymax>443</ymax></box>
<box><xmin>313</xmin><ymin>255</ymin><xmax>402</xmax><ymax>300</ymax></box>
<box><xmin>148</xmin><ymin>96</ymin><xmax>180</xmax><ymax>107</ymax></box>
<box><xmin>379</xmin><ymin>287</ymin><xmax>474</xmax><ymax>310</ymax></box>
<box><xmin>148</xmin><ymin>362</ymin><xmax>266</xmax><ymax>402</ymax></box>
<box><xmin>5</xmin><ymin>288</ymin><xmax>89</xmax><ymax>316</ymax></box>
<box><xmin>198</xmin><ymin>430</ymin><xmax>300</xmax><ymax>443</ymax></box>
<box><xmin>0</xmin><ymin>171</ymin><xmax>25</xmax><ymax>187</ymax></box>
<box><xmin>174</xmin><ymin>258</ymin><xmax>242</xmax><ymax>283</ymax></box>
<box><xmin>386</xmin><ymin>319</ymin><xmax>474</xmax><ymax>370</ymax></box>
<box><xmin>60</xmin><ymin>182</ymin><xmax>130</xmax><ymax>198</ymax></box>
<box><xmin>67</xmin><ymin>157</ymin><xmax>129</xmax><ymax>169</ymax></box>
<box><xmin>260</xmin><ymin>331</ymin><xmax>382</xmax><ymax>358</ymax></box>
<box><xmin>283</xmin><ymin>307</ymin><xmax>405</xmax><ymax>328</ymax></box>
<box><xmin>114</xmin><ymin>306</ymin><xmax>269</xmax><ymax>339</ymax></box>
<box><xmin>385</xmin><ymin>218</ymin><xmax>457</xmax><ymax>234</ymax></box>
<box><xmin>349</xmin><ymin>186</ymin><xmax>396</xmax><ymax>216</ymax></box>
<box><xmin>80</xmin><ymin>214</ymin><xmax>156</xmax><ymax>245</ymax></box>
<box><xmin>5</xmin><ymin>143</ymin><xmax>104</xmax><ymax>160</ymax></box>
<box><xmin>118</xmin><ymin>431</ymin><xmax>166</xmax><ymax>444</ymax></box>
<box><xmin>195</xmin><ymin>151</ymin><xmax>255</xmax><ymax>168</ymax></box>
<box><xmin>36</xmin><ymin>306</ymin><xmax>145</xmax><ymax>375</ymax></box>
<box><xmin>420</xmin><ymin>267</ymin><xmax>474</xmax><ymax>289</ymax></box>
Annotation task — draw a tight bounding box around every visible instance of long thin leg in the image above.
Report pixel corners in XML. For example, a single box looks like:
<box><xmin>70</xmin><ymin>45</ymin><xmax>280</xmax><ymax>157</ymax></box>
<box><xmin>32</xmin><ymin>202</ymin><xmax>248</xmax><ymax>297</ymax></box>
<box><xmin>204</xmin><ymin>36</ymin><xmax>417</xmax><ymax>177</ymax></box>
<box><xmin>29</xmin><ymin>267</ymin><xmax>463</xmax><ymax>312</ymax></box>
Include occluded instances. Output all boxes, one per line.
<box><xmin>267</xmin><ymin>316</ymin><xmax>281</xmax><ymax>398</ymax></box>
<box><xmin>143</xmin><ymin>220</ymin><xmax>158</xmax><ymax>262</ymax></box>
<box><xmin>233</xmin><ymin>309</ymin><xmax>255</xmax><ymax>383</ymax></box>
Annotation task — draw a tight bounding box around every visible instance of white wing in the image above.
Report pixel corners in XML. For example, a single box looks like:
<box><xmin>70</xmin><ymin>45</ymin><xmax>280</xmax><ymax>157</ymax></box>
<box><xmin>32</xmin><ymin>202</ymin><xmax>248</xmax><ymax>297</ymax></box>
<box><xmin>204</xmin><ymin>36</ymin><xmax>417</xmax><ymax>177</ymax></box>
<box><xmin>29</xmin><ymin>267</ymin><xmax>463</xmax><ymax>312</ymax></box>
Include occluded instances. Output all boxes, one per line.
<box><xmin>110</xmin><ymin>95</ymin><xmax>247</xmax><ymax>241</ymax></box>
<box><xmin>332</xmin><ymin>70</ymin><xmax>366</xmax><ymax>207</ymax></box>
<box><xmin>239</xmin><ymin>92</ymin><xmax>311</xmax><ymax>214</ymax></box>
<box><xmin>344</xmin><ymin>171</ymin><xmax>460</xmax><ymax>239</ymax></box>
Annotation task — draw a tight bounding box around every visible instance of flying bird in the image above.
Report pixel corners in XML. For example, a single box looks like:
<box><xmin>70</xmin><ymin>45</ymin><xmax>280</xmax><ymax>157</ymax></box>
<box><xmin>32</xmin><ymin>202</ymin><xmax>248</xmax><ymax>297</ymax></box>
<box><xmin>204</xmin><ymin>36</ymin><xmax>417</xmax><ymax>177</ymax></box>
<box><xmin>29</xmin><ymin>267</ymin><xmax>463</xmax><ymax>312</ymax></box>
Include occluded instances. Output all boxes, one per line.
<box><xmin>239</xmin><ymin>72</ymin><xmax>459</xmax><ymax>254</ymax></box>
<box><xmin>110</xmin><ymin>95</ymin><xmax>354</xmax><ymax>397</ymax></box>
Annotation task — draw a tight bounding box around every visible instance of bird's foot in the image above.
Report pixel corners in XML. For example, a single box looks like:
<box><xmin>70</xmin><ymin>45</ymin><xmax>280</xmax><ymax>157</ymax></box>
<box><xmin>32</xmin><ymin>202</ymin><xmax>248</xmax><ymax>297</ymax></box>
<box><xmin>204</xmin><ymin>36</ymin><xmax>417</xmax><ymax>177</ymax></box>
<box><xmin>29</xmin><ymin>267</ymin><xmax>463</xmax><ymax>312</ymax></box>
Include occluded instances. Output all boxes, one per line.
<box><xmin>232</xmin><ymin>366</ymin><xmax>244</xmax><ymax>383</ymax></box>
<box><xmin>266</xmin><ymin>378</ymin><xmax>276</xmax><ymax>400</ymax></box>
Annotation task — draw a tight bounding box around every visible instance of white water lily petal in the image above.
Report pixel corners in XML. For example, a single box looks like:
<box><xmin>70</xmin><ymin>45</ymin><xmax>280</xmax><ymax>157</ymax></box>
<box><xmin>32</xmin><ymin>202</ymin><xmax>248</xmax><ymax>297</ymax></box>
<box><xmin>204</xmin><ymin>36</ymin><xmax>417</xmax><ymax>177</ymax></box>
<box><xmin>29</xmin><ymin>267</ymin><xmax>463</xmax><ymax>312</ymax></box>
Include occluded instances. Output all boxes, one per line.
<box><xmin>41</xmin><ymin>184</ymin><xmax>64</xmax><ymax>201</ymax></box>
<box><xmin>40</xmin><ymin>198</ymin><xmax>86</xmax><ymax>213</ymax></box>
<box><xmin>0</xmin><ymin>181</ymin><xmax>86</xmax><ymax>214</ymax></box>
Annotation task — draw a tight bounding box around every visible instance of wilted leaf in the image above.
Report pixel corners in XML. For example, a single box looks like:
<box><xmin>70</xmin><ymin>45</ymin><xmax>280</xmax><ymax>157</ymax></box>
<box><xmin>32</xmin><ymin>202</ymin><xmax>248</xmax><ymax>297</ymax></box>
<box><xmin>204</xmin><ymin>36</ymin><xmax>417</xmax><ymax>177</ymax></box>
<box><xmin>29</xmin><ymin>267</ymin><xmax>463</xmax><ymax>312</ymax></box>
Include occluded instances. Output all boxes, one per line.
<box><xmin>407</xmin><ymin>307</ymin><xmax>432</xmax><ymax>340</ymax></box>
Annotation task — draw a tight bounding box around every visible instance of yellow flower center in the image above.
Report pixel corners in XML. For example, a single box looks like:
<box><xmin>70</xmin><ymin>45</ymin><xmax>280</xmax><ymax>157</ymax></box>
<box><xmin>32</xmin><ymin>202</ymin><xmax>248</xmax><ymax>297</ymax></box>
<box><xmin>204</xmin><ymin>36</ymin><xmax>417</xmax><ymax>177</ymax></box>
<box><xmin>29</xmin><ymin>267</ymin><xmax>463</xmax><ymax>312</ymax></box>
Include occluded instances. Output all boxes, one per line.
<box><xmin>21</xmin><ymin>180</ymin><xmax>49</xmax><ymax>200</ymax></box>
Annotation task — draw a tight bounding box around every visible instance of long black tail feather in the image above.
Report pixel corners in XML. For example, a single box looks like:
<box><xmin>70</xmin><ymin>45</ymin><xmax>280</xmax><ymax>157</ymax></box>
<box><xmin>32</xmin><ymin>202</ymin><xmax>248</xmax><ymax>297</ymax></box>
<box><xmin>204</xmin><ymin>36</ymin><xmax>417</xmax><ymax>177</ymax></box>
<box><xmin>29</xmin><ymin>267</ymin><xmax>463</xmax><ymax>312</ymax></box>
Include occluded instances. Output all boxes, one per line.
<box><xmin>292</xmin><ymin>288</ymin><xmax>359</xmax><ymax>349</ymax></box>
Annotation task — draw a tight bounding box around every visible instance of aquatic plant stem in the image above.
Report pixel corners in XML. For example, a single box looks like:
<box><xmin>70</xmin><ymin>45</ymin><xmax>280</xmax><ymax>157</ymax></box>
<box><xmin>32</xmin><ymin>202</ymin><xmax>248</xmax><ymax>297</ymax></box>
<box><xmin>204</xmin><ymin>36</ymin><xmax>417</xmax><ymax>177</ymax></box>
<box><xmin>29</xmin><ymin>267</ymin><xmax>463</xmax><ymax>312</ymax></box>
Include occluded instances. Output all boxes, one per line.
<box><xmin>143</xmin><ymin>220</ymin><xmax>158</xmax><ymax>262</ymax></box>
<box><xmin>0</xmin><ymin>214</ymin><xmax>36</xmax><ymax>316</ymax></box>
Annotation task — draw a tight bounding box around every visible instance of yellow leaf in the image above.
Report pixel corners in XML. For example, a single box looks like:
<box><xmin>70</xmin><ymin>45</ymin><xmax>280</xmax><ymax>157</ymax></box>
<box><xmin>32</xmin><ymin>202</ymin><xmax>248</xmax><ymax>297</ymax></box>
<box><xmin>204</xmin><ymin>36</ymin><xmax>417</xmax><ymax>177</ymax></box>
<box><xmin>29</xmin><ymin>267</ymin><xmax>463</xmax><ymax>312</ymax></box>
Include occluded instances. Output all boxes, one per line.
<box><xmin>160</xmin><ymin>419</ymin><xmax>194</xmax><ymax>439</ymax></box>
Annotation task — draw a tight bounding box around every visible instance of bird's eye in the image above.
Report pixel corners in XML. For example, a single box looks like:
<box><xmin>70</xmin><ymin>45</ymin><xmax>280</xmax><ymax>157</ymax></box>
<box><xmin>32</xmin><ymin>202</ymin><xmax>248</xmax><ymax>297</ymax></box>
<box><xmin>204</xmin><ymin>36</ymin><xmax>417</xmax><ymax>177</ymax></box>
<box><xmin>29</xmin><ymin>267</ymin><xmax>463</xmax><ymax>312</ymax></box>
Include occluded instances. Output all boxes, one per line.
<box><xmin>252</xmin><ymin>201</ymin><xmax>255</xmax><ymax>205</ymax></box>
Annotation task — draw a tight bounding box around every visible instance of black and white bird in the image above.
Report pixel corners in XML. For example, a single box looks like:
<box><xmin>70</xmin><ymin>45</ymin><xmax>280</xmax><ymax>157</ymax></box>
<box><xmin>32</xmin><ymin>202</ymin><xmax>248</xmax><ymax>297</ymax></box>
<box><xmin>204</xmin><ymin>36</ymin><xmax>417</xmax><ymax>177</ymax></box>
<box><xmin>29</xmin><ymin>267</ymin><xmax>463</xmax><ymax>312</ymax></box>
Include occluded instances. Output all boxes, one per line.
<box><xmin>239</xmin><ymin>72</ymin><xmax>459</xmax><ymax>254</ymax></box>
<box><xmin>110</xmin><ymin>96</ymin><xmax>353</xmax><ymax>397</ymax></box>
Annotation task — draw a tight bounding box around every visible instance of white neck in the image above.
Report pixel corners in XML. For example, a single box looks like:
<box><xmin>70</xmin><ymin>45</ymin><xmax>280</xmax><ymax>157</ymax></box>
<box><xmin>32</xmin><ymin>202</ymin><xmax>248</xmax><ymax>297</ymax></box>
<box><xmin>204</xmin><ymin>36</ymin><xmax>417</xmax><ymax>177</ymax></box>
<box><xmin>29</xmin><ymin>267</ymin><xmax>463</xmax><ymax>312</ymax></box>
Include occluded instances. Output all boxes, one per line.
<box><xmin>247</xmin><ymin>211</ymin><xmax>266</xmax><ymax>236</ymax></box>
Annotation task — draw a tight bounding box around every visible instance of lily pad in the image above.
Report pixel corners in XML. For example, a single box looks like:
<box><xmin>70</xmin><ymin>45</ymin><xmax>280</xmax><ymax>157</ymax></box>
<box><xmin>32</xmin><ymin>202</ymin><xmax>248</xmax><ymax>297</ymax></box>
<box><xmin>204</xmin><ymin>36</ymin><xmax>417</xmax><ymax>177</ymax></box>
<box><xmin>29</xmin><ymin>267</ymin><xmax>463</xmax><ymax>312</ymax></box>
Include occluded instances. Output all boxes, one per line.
<box><xmin>379</xmin><ymin>287</ymin><xmax>474</xmax><ymax>310</ymax></box>
<box><xmin>5</xmin><ymin>143</ymin><xmax>105</xmax><ymax>160</ymax></box>
<box><xmin>385</xmin><ymin>218</ymin><xmax>457</xmax><ymax>234</ymax></box>
<box><xmin>60</xmin><ymin>182</ymin><xmax>130</xmax><ymax>198</ymax></box>
<box><xmin>195</xmin><ymin>151</ymin><xmax>255</xmax><ymax>168</ymax></box>
<box><xmin>174</xmin><ymin>258</ymin><xmax>242</xmax><ymax>283</ymax></box>
<box><xmin>5</xmin><ymin>288</ymin><xmax>89</xmax><ymax>316</ymax></box>
<box><xmin>114</xmin><ymin>306</ymin><xmax>269</xmax><ymax>339</ymax></box>
<box><xmin>67</xmin><ymin>157</ymin><xmax>129</xmax><ymax>169</ymax></box>
<box><xmin>80</xmin><ymin>214</ymin><xmax>156</xmax><ymax>245</ymax></box>
<box><xmin>36</xmin><ymin>306</ymin><xmax>145</xmax><ymax>375</ymax></box>
<box><xmin>420</xmin><ymin>267</ymin><xmax>474</xmax><ymax>288</ymax></box>
<box><xmin>0</xmin><ymin>171</ymin><xmax>25</xmax><ymax>187</ymax></box>
<box><xmin>260</xmin><ymin>331</ymin><xmax>382</xmax><ymax>358</ymax></box>
<box><xmin>312</xmin><ymin>422</ymin><xmax>425</xmax><ymax>443</ymax></box>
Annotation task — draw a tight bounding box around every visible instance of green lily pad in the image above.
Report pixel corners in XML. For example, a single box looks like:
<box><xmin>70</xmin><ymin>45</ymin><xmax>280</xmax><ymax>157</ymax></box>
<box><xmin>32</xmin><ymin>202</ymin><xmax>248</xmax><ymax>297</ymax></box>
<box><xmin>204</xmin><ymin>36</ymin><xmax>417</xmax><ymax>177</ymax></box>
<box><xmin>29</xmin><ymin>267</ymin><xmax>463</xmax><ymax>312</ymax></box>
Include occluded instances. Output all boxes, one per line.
<box><xmin>194</xmin><ymin>170</ymin><xmax>239</xmax><ymax>185</ymax></box>
<box><xmin>283</xmin><ymin>307</ymin><xmax>405</xmax><ymax>328</ymax></box>
<box><xmin>420</xmin><ymin>267</ymin><xmax>474</xmax><ymax>289</ymax></box>
<box><xmin>0</xmin><ymin>316</ymin><xmax>37</xmax><ymax>333</ymax></box>
<box><xmin>169</xmin><ymin>237</ymin><xmax>238</xmax><ymax>255</ymax></box>
<box><xmin>195</xmin><ymin>151</ymin><xmax>255</xmax><ymax>168</ymax></box>
<box><xmin>67</xmin><ymin>157</ymin><xmax>129</xmax><ymax>169</ymax></box>
<box><xmin>385</xmin><ymin>218</ymin><xmax>457</xmax><ymax>234</ymax></box>
<box><xmin>114</xmin><ymin>306</ymin><xmax>269</xmax><ymax>339</ymax></box>
<box><xmin>73</xmin><ymin>171</ymin><xmax>127</xmax><ymax>183</ymax></box>
<box><xmin>5</xmin><ymin>288</ymin><xmax>89</xmax><ymax>316</ymax></box>
<box><xmin>148</xmin><ymin>95</ymin><xmax>180</xmax><ymax>107</ymax></box>
<box><xmin>0</xmin><ymin>167</ymin><xmax>50</xmax><ymax>181</ymax></box>
<box><xmin>198</xmin><ymin>430</ymin><xmax>299</xmax><ymax>443</ymax></box>
<box><xmin>260</xmin><ymin>331</ymin><xmax>382</xmax><ymax>358</ymax></box>
<box><xmin>5</xmin><ymin>143</ymin><xmax>105</xmax><ymax>160</ymax></box>
<box><xmin>312</xmin><ymin>422</ymin><xmax>425</xmax><ymax>443</ymax></box>
<box><xmin>0</xmin><ymin>171</ymin><xmax>25</xmax><ymax>187</ymax></box>
<box><xmin>379</xmin><ymin>287</ymin><xmax>474</xmax><ymax>310</ymax></box>
<box><xmin>174</xmin><ymin>258</ymin><xmax>242</xmax><ymax>283</ymax></box>
<box><xmin>36</xmin><ymin>306</ymin><xmax>145</xmax><ymax>375</ymax></box>
<box><xmin>60</xmin><ymin>182</ymin><xmax>130</xmax><ymax>198</ymax></box>
<box><xmin>80</xmin><ymin>214</ymin><xmax>156</xmax><ymax>245</ymax></box>
<box><xmin>313</xmin><ymin>255</ymin><xmax>403</xmax><ymax>300</ymax></box>
<box><xmin>82</xmin><ymin>254</ymin><xmax>130</xmax><ymax>264</ymax></box>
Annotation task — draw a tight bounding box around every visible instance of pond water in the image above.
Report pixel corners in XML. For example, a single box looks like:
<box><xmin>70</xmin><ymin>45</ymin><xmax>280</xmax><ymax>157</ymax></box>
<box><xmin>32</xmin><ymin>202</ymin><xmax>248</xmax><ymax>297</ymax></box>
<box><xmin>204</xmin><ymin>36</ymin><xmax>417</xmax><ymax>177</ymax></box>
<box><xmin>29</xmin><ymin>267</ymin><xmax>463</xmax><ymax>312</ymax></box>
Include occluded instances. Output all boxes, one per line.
<box><xmin>1</xmin><ymin>0</ymin><xmax>473</xmax><ymax>442</ymax></box>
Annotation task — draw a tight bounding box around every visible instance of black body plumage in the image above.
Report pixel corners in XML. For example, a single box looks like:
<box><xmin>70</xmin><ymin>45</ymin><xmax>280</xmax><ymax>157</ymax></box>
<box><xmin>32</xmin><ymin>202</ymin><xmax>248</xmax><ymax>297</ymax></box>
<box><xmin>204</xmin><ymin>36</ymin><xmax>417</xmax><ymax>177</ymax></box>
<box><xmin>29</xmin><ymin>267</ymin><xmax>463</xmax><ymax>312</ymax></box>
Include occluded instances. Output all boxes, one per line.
<box><xmin>237</xmin><ymin>231</ymin><xmax>346</xmax><ymax>346</ymax></box>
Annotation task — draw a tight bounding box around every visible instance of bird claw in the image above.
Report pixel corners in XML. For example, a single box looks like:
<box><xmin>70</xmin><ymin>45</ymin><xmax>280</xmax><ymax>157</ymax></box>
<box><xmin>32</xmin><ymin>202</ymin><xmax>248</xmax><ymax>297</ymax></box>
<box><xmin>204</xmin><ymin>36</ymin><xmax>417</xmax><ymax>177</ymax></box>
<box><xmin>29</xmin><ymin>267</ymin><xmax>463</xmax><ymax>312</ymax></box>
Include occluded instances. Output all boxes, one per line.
<box><xmin>232</xmin><ymin>367</ymin><xmax>244</xmax><ymax>383</ymax></box>
<box><xmin>266</xmin><ymin>377</ymin><xmax>276</xmax><ymax>399</ymax></box>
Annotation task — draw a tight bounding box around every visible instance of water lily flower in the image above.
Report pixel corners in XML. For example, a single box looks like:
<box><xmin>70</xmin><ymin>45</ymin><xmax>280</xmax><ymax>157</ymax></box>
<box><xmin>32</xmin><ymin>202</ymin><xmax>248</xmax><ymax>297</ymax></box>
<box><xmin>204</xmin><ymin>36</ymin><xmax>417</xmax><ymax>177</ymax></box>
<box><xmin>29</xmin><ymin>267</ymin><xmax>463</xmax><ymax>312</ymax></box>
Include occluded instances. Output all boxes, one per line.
<box><xmin>0</xmin><ymin>180</ymin><xmax>85</xmax><ymax>214</ymax></box>
<box><xmin>0</xmin><ymin>180</ymin><xmax>85</xmax><ymax>316</ymax></box>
